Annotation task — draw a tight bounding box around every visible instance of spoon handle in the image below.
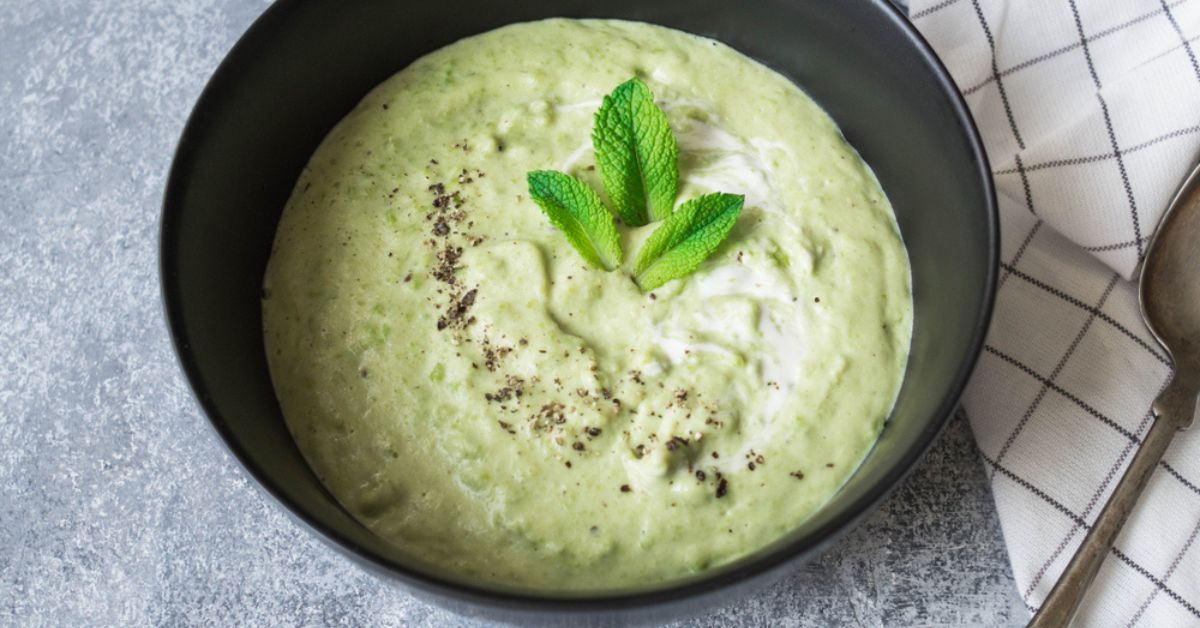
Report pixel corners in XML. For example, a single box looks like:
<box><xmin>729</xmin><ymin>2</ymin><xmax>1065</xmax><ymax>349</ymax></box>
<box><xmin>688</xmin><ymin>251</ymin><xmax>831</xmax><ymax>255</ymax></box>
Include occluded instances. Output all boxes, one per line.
<box><xmin>1028</xmin><ymin>377</ymin><xmax>1196</xmax><ymax>627</ymax></box>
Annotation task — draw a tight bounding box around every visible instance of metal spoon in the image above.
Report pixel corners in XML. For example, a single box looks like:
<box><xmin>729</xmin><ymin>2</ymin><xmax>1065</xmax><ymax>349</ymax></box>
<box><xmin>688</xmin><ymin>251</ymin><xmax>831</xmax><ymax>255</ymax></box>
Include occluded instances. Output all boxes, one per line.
<box><xmin>1028</xmin><ymin>163</ymin><xmax>1200</xmax><ymax>627</ymax></box>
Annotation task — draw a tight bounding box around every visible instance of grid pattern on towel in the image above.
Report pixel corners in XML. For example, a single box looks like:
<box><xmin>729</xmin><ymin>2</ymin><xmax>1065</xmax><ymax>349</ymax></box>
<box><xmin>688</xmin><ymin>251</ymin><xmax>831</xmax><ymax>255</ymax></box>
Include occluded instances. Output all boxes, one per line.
<box><xmin>909</xmin><ymin>0</ymin><xmax>1200</xmax><ymax>625</ymax></box>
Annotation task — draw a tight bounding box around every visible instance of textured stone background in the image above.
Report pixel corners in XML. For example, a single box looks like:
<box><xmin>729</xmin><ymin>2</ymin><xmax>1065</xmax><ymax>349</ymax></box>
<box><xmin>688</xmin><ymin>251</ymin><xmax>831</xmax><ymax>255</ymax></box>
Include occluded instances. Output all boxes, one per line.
<box><xmin>0</xmin><ymin>0</ymin><xmax>1028</xmax><ymax>625</ymax></box>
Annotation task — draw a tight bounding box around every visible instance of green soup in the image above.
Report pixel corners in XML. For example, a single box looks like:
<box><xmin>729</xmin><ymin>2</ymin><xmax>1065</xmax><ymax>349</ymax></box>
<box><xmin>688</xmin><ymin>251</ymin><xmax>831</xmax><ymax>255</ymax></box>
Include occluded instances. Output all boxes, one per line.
<box><xmin>263</xmin><ymin>18</ymin><xmax>912</xmax><ymax>590</ymax></box>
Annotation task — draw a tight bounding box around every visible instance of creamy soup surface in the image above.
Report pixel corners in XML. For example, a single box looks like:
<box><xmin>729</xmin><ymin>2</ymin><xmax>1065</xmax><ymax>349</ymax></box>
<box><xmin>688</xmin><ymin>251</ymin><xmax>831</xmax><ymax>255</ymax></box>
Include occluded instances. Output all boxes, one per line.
<box><xmin>263</xmin><ymin>18</ymin><xmax>912</xmax><ymax>590</ymax></box>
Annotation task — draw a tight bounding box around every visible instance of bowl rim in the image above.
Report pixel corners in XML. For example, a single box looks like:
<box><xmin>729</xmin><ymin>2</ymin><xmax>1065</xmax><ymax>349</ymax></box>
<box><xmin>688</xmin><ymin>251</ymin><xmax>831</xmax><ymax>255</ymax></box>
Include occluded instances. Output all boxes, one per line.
<box><xmin>160</xmin><ymin>0</ymin><xmax>998</xmax><ymax>613</ymax></box>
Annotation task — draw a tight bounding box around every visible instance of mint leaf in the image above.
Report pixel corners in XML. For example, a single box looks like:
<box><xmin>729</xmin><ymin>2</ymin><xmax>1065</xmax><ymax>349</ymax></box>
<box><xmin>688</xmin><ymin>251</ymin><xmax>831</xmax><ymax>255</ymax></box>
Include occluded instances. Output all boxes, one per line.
<box><xmin>592</xmin><ymin>78</ymin><xmax>679</xmax><ymax>227</ymax></box>
<box><xmin>527</xmin><ymin>170</ymin><xmax>623</xmax><ymax>271</ymax></box>
<box><xmin>633</xmin><ymin>193</ymin><xmax>744</xmax><ymax>291</ymax></box>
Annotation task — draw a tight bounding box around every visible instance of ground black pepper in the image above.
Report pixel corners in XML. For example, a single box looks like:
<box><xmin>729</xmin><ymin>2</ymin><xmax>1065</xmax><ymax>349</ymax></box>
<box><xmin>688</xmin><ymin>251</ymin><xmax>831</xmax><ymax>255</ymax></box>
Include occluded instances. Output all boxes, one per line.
<box><xmin>436</xmin><ymin>287</ymin><xmax>476</xmax><ymax>331</ymax></box>
<box><xmin>535</xmin><ymin>402</ymin><xmax>566</xmax><ymax>429</ymax></box>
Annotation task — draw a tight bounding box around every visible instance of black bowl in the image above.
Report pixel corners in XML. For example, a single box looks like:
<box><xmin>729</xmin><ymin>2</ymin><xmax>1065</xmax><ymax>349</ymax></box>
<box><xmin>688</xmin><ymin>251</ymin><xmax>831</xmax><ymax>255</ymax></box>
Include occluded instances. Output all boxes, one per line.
<box><xmin>161</xmin><ymin>0</ymin><xmax>997</xmax><ymax>622</ymax></box>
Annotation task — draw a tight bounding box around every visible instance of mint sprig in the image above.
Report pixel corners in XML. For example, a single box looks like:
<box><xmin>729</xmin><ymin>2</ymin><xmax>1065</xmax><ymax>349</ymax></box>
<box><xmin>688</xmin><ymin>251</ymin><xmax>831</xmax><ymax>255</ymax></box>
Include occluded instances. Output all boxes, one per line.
<box><xmin>634</xmin><ymin>193</ymin><xmax>744</xmax><ymax>291</ymax></box>
<box><xmin>525</xmin><ymin>77</ymin><xmax>744</xmax><ymax>291</ymax></box>
<box><xmin>527</xmin><ymin>170</ymin><xmax>623</xmax><ymax>271</ymax></box>
<box><xmin>592</xmin><ymin>78</ymin><xmax>679</xmax><ymax>226</ymax></box>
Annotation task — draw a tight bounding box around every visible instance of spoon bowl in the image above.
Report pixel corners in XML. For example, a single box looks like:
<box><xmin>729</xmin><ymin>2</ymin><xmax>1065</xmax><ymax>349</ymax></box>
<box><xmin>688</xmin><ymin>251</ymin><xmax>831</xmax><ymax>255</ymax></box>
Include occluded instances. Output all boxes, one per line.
<box><xmin>1141</xmin><ymin>163</ymin><xmax>1200</xmax><ymax>405</ymax></box>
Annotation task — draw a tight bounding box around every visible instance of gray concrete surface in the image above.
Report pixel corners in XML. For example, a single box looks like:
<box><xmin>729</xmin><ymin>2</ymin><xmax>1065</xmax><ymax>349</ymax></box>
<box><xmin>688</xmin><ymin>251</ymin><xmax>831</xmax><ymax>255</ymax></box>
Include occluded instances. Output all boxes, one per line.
<box><xmin>0</xmin><ymin>1</ymin><xmax>1027</xmax><ymax>625</ymax></box>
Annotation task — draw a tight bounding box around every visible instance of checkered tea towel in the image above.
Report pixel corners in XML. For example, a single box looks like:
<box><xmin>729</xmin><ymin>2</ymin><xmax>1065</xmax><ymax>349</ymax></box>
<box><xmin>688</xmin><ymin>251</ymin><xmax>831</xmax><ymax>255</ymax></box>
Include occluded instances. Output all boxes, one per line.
<box><xmin>909</xmin><ymin>0</ymin><xmax>1200</xmax><ymax>625</ymax></box>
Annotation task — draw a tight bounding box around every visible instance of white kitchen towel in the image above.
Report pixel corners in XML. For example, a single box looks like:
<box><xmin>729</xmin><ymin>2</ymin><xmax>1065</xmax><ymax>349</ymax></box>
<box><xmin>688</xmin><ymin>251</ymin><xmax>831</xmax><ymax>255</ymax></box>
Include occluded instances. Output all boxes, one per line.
<box><xmin>909</xmin><ymin>0</ymin><xmax>1200</xmax><ymax>625</ymax></box>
